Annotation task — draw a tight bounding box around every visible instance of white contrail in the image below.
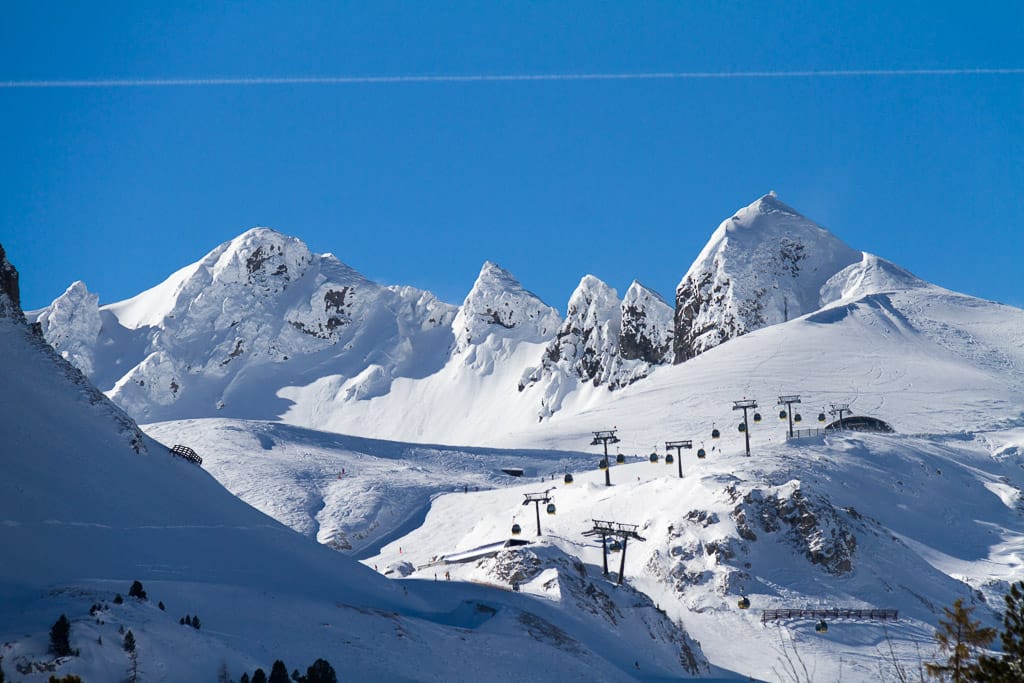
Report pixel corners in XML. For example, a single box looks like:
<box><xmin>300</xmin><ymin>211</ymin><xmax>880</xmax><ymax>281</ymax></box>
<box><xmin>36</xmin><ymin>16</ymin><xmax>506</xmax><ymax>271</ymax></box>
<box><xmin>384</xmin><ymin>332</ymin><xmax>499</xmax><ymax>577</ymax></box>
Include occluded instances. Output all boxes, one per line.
<box><xmin>2</xmin><ymin>68</ymin><xmax>1023</xmax><ymax>89</ymax></box>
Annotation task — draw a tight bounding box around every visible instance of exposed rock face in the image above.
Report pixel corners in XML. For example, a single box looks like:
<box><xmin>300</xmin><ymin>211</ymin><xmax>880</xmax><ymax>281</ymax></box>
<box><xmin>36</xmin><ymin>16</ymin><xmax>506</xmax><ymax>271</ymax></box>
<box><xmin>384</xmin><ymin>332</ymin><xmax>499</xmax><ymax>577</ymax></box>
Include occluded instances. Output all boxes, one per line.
<box><xmin>36</xmin><ymin>281</ymin><xmax>102</xmax><ymax>375</ymax></box>
<box><xmin>453</xmin><ymin>261</ymin><xmax>561</xmax><ymax>353</ymax></box>
<box><xmin>673</xmin><ymin>193</ymin><xmax>862</xmax><ymax>362</ymax></box>
<box><xmin>541</xmin><ymin>275</ymin><xmax>622</xmax><ymax>386</ymax></box>
<box><xmin>0</xmin><ymin>243</ymin><xmax>22</xmax><ymax>320</ymax></box>
<box><xmin>734</xmin><ymin>484</ymin><xmax>857</xmax><ymax>576</ymax></box>
<box><xmin>518</xmin><ymin>276</ymin><xmax>673</xmax><ymax>418</ymax></box>
<box><xmin>620</xmin><ymin>281</ymin><xmax>673</xmax><ymax>365</ymax></box>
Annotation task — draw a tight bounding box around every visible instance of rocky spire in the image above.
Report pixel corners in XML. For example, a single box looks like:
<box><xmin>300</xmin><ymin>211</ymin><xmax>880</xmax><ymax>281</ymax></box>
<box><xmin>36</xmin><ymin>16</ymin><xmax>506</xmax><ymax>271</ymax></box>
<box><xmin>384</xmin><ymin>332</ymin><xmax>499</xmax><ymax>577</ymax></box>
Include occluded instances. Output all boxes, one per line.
<box><xmin>0</xmin><ymin>243</ymin><xmax>23</xmax><ymax>321</ymax></box>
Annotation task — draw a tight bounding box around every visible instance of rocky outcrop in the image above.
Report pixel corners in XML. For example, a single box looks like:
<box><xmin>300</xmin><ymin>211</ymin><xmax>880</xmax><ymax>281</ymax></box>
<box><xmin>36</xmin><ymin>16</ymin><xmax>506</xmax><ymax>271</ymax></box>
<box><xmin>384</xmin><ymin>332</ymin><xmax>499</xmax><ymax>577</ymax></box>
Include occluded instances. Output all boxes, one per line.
<box><xmin>541</xmin><ymin>275</ymin><xmax>622</xmax><ymax>386</ymax></box>
<box><xmin>479</xmin><ymin>546</ymin><xmax>709</xmax><ymax>676</ymax></box>
<box><xmin>519</xmin><ymin>276</ymin><xmax>673</xmax><ymax>418</ymax></box>
<box><xmin>620</xmin><ymin>281</ymin><xmax>673</xmax><ymax>365</ymax></box>
<box><xmin>673</xmin><ymin>193</ymin><xmax>862</xmax><ymax>362</ymax></box>
<box><xmin>0</xmin><ymin>243</ymin><xmax>23</xmax><ymax>320</ymax></box>
<box><xmin>734</xmin><ymin>483</ymin><xmax>858</xmax><ymax>575</ymax></box>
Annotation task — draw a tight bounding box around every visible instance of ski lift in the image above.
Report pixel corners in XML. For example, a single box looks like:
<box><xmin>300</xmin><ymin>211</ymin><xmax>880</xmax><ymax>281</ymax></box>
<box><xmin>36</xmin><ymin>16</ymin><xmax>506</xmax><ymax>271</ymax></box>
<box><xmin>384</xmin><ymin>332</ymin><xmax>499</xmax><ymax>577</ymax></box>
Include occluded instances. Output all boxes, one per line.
<box><xmin>599</xmin><ymin>458</ymin><xmax>608</xmax><ymax>470</ymax></box>
<box><xmin>563</xmin><ymin>472</ymin><xmax>574</xmax><ymax>485</ymax></box>
<box><xmin>753</xmin><ymin>412</ymin><xmax>762</xmax><ymax>423</ymax></box>
<box><xmin>815</xmin><ymin>620</ymin><xmax>828</xmax><ymax>633</ymax></box>
<box><xmin>511</xmin><ymin>523</ymin><xmax>522</xmax><ymax>536</ymax></box>
<box><xmin>616</xmin><ymin>453</ymin><xmax>626</xmax><ymax>464</ymax></box>
<box><xmin>665</xmin><ymin>453</ymin><xmax>674</xmax><ymax>464</ymax></box>
<box><xmin>737</xmin><ymin>596</ymin><xmax>750</xmax><ymax>610</ymax></box>
<box><xmin>711</xmin><ymin>428</ymin><xmax>721</xmax><ymax>439</ymax></box>
<box><xmin>779</xmin><ymin>410</ymin><xmax>787</xmax><ymax>420</ymax></box>
<box><xmin>794</xmin><ymin>413</ymin><xmax>802</xmax><ymax>423</ymax></box>
<box><xmin>818</xmin><ymin>412</ymin><xmax>827</xmax><ymax>423</ymax></box>
<box><xmin>649</xmin><ymin>452</ymin><xmax>659</xmax><ymax>463</ymax></box>
<box><xmin>697</xmin><ymin>448</ymin><xmax>706</xmax><ymax>459</ymax></box>
<box><xmin>546</xmin><ymin>503</ymin><xmax>556</xmax><ymax>515</ymax></box>
<box><xmin>738</xmin><ymin>423</ymin><xmax>746</xmax><ymax>433</ymax></box>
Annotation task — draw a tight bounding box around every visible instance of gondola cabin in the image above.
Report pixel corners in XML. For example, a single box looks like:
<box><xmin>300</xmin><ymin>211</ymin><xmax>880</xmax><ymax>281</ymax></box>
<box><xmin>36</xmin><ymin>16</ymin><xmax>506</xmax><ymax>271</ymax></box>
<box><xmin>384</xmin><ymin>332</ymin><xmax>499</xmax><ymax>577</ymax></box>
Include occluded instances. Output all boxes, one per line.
<box><xmin>563</xmin><ymin>472</ymin><xmax>574</xmax><ymax>485</ymax></box>
<box><xmin>697</xmin><ymin>448</ymin><xmax>706</xmax><ymax>459</ymax></box>
<box><xmin>794</xmin><ymin>413</ymin><xmax>802</xmax><ymax>423</ymax></box>
<box><xmin>753</xmin><ymin>412</ymin><xmax>762</xmax><ymax>423</ymax></box>
<box><xmin>649</xmin><ymin>452</ymin><xmax>659</xmax><ymax>463</ymax></box>
<box><xmin>616</xmin><ymin>453</ymin><xmax>626</xmax><ymax>464</ymax></box>
<box><xmin>815</xmin><ymin>620</ymin><xmax>828</xmax><ymax>633</ymax></box>
<box><xmin>737</xmin><ymin>596</ymin><xmax>750</xmax><ymax>609</ymax></box>
<box><xmin>665</xmin><ymin>453</ymin><xmax>674</xmax><ymax>464</ymax></box>
<box><xmin>546</xmin><ymin>503</ymin><xmax>556</xmax><ymax>515</ymax></box>
<box><xmin>711</xmin><ymin>428</ymin><xmax>721</xmax><ymax>439</ymax></box>
<box><xmin>599</xmin><ymin>459</ymin><xmax>608</xmax><ymax>470</ymax></box>
<box><xmin>738</xmin><ymin>423</ymin><xmax>746</xmax><ymax>433</ymax></box>
<box><xmin>511</xmin><ymin>523</ymin><xmax>522</xmax><ymax>536</ymax></box>
<box><xmin>779</xmin><ymin>410</ymin><xmax>787</xmax><ymax>420</ymax></box>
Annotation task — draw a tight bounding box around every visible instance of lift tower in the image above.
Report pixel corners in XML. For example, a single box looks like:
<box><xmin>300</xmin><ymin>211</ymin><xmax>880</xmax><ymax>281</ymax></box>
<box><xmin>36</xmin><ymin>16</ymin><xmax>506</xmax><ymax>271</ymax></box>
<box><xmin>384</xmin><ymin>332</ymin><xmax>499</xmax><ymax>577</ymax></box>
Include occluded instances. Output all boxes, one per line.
<box><xmin>583</xmin><ymin>519</ymin><xmax>647</xmax><ymax>585</ymax></box>
<box><xmin>522</xmin><ymin>490</ymin><xmax>554</xmax><ymax>536</ymax></box>
<box><xmin>665</xmin><ymin>440</ymin><xmax>692</xmax><ymax>479</ymax></box>
<box><xmin>733</xmin><ymin>399</ymin><xmax>758</xmax><ymax>457</ymax></box>
<box><xmin>777</xmin><ymin>394</ymin><xmax>802</xmax><ymax>438</ymax></box>
<box><xmin>829</xmin><ymin>403</ymin><xmax>851</xmax><ymax>430</ymax></box>
<box><xmin>590</xmin><ymin>430</ymin><xmax>620</xmax><ymax>486</ymax></box>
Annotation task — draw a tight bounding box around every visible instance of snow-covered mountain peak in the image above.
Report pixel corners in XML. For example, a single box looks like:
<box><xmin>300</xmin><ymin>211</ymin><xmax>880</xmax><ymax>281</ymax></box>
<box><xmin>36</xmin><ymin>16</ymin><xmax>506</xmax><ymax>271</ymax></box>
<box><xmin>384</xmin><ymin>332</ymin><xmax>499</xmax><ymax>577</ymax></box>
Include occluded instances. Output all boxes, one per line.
<box><xmin>452</xmin><ymin>260</ymin><xmax>560</xmax><ymax>352</ymax></box>
<box><xmin>205</xmin><ymin>226</ymin><xmax>315</xmax><ymax>292</ymax></box>
<box><xmin>674</xmin><ymin>194</ymin><xmax>863</xmax><ymax>361</ymax></box>
<box><xmin>36</xmin><ymin>280</ymin><xmax>102</xmax><ymax>375</ymax></box>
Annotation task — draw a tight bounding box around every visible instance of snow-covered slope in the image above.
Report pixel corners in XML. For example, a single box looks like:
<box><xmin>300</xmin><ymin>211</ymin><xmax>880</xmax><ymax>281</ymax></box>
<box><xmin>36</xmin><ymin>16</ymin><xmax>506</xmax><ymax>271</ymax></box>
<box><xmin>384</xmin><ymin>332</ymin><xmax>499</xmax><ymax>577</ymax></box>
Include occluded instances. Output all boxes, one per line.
<box><xmin>2</xmin><ymin>244</ymin><xmax>713</xmax><ymax>682</ymax></box>
<box><xmin>136</xmin><ymin>237</ymin><xmax>1024</xmax><ymax>680</ymax></box>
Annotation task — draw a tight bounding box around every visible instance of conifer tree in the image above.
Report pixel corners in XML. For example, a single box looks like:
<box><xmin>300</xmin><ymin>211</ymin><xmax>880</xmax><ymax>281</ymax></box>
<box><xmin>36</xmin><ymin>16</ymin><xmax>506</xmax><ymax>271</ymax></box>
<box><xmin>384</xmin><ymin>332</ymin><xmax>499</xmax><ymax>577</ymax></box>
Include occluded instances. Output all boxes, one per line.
<box><xmin>239</xmin><ymin>674</ymin><xmax>250</xmax><ymax>683</ymax></box>
<box><xmin>925</xmin><ymin>598</ymin><xmax>995</xmax><ymax>682</ymax></box>
<box><xmin>306</xmin><ymin>658</ymin><xmax>337</xmax><ymax>683</ymax></box>
<box><xmin>192</xmin><ymin>615</ymin><xmax>201</xmax><ymax>630</ymax></box>
<box><xmin>128</xmin><ymin>580</ymin><xmax>147</xmax><ymax>600</ymax></box>
<box><xmin>252</xmin><ymin>669</ymin><xmax>267</xmax><ymax>683</ymax></box>
<box><xmin>978</xmin><ymin>580</ymin><xmax>1024</xmax><ymax>681</ymax></box>
<box><xmin>269</xmin><ymin>659</ymin><xmax>290</xmax><ymax>683</ymax></box>
<box><xmin>49</xmin><ymin>614</ymin><xmax>72</xmax><ymax>657</ymax></box>
<box><xmin>123</xmin><ymin>629</ymin><xmax>136</xmax><ymax>653</ymax></box>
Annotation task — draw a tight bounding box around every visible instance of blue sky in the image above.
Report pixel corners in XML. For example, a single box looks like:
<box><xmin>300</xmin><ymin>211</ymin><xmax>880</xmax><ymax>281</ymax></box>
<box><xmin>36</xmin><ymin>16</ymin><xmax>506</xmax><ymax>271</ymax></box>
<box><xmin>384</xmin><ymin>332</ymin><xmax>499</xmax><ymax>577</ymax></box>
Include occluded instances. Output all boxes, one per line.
<box><xmin>2</xmin><ymin>2</ymin><xmax>1022</xmax><ymax>311</ymax></box>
